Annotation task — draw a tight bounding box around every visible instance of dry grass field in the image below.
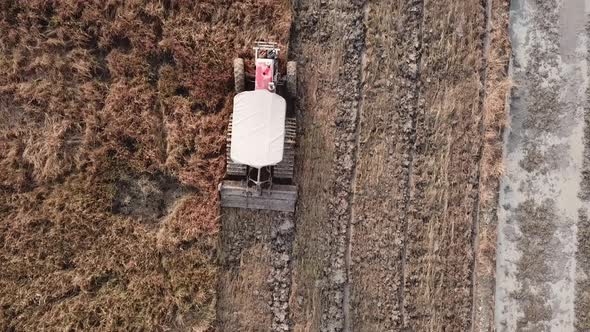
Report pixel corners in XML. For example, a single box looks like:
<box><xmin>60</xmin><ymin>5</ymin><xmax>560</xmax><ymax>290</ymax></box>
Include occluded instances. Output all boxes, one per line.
<box><xmin>0</xmin><ymin>0</ymin><xmax>290</xmax><ymax>330</ymax></box>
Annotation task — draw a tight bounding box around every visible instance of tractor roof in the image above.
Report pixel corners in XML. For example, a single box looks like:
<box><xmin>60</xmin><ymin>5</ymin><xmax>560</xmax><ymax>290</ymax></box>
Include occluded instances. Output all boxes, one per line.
<box><xmin>230</xmin><ymin>90</ymin><xmax>286</xmax><ymax>168</ymax></box>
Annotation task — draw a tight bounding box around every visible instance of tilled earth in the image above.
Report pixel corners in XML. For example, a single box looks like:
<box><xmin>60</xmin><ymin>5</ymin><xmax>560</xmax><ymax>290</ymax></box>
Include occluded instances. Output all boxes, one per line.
<box><xmin>218</xmin><ymin>0</ymin><xmax>511</xmax><ymax>331</ymax></box>
<box><xmin>217</xmin><ymin>209</ymin><xmax>296</xmax><ymax>331</ymax></box>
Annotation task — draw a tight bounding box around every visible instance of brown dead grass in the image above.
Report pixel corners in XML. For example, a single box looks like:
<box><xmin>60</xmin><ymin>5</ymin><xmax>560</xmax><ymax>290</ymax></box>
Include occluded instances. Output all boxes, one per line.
<box><xmin>401</xmin><ymin>0</ymin><xmax>487</xmax><ymax>329</ymax></box>
<box><xmin>0</xmin><ymin>0</ymin><xmax>291</xmax><ymax>330</ymax></box>
<box><xmin>479</xmin><ymin>4</ymin><xmax>512</xmax><ymax>209</ymax></box>
<box><xmin>472</xmin><ymin>0</ymin><xmax>511</xmax><ymax>330</ymax></box>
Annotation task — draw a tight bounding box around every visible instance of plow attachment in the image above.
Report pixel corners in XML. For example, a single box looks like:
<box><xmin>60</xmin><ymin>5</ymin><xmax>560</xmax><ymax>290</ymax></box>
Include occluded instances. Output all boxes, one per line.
<box><xmin>220</xmin><ymin>180</ymin><xmax>297</xmax><ymax>212</ymax></box>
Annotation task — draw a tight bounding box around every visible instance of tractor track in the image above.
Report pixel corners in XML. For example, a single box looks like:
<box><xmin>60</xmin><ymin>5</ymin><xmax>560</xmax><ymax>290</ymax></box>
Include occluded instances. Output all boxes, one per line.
<box><xmin>319</xmin><ymin>0</ymin><xmax>366</xmax><ymax>330</ymax></box>
<box><xmin>269</xmin><ymin>213</ymin><xmax>296</xmax><ymax>332</ymax></box>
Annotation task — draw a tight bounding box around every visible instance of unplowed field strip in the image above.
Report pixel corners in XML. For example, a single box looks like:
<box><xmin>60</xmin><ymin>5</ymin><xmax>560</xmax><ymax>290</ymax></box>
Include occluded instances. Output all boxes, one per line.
<box><xmin>402</xmin><ymin>0</ymin><xmax>486</xmax><ymax>330</ymax></box>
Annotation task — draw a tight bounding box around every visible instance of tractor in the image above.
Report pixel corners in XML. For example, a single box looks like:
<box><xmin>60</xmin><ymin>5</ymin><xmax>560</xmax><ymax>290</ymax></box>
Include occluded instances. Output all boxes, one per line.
<box><xmin>219</xmin><ymin>42</ymin><xmax>298</xmax><ymax>212</ymax></box>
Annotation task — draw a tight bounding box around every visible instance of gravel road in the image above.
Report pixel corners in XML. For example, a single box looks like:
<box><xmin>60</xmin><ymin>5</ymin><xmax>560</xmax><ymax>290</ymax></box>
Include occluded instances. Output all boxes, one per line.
<box><xmin>496</xmin><ymin>0</ymin><xmax>590</xmax><ymax>330</ymax></box>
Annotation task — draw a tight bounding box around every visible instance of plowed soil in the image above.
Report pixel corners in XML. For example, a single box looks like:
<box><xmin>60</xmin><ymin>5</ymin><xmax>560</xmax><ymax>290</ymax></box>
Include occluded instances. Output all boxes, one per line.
<box><xmin>289</xmin><ymin>0</ymin><xmax>509</xmax><ymax>331</ymax></box>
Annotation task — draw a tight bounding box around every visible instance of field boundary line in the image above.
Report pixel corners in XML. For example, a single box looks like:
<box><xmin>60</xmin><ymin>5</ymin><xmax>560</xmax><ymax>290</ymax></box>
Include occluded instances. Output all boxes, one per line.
<box><xmin>470</xmin><ymin>0</ymin><xmax>494</xmax><ymax>330</ymax></box>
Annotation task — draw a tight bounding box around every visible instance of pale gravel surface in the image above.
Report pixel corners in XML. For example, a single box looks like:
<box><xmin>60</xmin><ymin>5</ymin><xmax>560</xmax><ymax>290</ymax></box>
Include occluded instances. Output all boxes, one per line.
<box><xmin>496</xmin><ymin>0</ymin><xmax>589</xmax><ymax>330</ymax></box>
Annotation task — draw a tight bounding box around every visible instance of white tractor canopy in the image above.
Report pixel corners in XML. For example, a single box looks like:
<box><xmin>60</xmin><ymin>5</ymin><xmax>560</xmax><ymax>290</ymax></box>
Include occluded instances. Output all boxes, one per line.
<box><xmin>230</xmin><ymin>90</ymin><xmax>286</xmax><ymax>168</ymax></box>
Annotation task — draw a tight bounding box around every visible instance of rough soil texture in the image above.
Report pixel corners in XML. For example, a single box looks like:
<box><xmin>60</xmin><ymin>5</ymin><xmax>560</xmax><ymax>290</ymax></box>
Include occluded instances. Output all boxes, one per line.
<box><xmin>287</xmin><ymin>1</ymin><xmax>366</xmax><ymax>331</ymax></box>
<box><xmin>286</xmin><ymin>0</ymin><xmax>510</xmax><ymax>331</ymax></box>
<box><xmin>216</xmin><ymin>209</ymin><xmax>296</xmax><ymax>332</ymax></box>
<box><xmin>342</xmin><ymin>0</ymin><xmax>510</xmax><ymax>329</ymax></box>
<box><xmin>400</xmin><ymin>0</ymin><xmax>486</xmax><ymax>329</ymax></box>
<box><xmin>0</xmin><ymin>0</ymin><xmax>517</xmax><ymax>331</ymax></box>
<box><xmin>216</xmin><ymin>209</ymin><xmax>273</xmax><ymax>331</ymax></box>
<box><xmin>0</xmin><ymin>1</ymin><xmax>290</xmax><ymax>330</ymax></box>
<box><xmin>496</xmin><ymin>0</ymin><xmax>590</xmax><ymax>330</ymax></box>
<box><xmin>348</xmin><ymin>0</ymin><xmax>422</xmax><ymax>330</ymax></box>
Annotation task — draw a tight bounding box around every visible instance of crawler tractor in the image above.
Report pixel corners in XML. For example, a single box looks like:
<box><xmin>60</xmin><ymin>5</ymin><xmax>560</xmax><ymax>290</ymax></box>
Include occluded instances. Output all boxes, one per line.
<box><xmin>219</xmin><ymin>42</ymin><xmax>298</xmax><ymax>212</ymax></box>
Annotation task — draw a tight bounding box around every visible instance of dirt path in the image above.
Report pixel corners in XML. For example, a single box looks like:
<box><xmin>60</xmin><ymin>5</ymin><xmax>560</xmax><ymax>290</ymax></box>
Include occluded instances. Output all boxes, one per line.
<box><xmin>496</xmin><ymin>0</ymin><xmax>589</xmax><ymax>330</ymax></box>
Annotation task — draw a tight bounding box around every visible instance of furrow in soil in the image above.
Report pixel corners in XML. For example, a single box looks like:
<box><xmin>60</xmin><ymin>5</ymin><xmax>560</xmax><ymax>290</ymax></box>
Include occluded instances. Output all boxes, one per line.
<box><xmin>269</xmin><ymin>213</ymin><xmax>296</xmax><ymax>332</ymax></box>
<box><xmin>343</xmin><ymin>1</ymin><xmax>369</xmax><ymax>330</ymax></box>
